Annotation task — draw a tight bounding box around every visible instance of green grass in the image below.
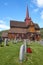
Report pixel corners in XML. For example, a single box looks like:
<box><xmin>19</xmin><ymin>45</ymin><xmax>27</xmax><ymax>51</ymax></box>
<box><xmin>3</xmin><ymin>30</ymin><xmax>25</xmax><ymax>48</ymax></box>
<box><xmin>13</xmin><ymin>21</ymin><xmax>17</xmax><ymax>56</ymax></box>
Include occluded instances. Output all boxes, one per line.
<box><xmin>0</xmin><ymin>41</ymin><xmax>43</xmax><ymax>65</ymax></box>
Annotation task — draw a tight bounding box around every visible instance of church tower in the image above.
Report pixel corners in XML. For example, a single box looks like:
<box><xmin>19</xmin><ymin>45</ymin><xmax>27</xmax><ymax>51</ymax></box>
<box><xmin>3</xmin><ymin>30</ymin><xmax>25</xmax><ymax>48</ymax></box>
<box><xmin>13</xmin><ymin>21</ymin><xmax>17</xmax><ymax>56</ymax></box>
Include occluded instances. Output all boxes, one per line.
<box><xmin>25</xmin><ymin>5</ymin><xmax>31</xmax><ymax>25</ymax></box>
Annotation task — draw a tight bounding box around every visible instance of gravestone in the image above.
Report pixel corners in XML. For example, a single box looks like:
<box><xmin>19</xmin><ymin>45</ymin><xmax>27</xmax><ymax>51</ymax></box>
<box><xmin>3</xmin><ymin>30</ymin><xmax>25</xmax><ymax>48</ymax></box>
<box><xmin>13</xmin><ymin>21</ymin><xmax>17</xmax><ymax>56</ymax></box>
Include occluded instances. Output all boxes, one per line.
<box><xmin>13</xmin><ymin>39</ymin><xmax>17</xmax><ymax>44</ymax></box>
<box><xmin>39</xmin><ymin>39</ymin><xmax>43</xmax><ymax>45</ymax></box>
<box><xmin>23</xmin><ymin>39</ymin><xmax>27</xmax><ymax>53</ymax></box>
<box><xmin>19</xmin><ymin>39</ymin><xmax>27</xmax><ymax>63</ymax></box>
<box><xmin>19</xmin><ymin>44</ymin><xmax>25</xmax><ymax>63</ymax></box>
<box><xmin>4</xmin><ymin>38</ymin><xmax>8</xmax><ymax>46</ymax></box>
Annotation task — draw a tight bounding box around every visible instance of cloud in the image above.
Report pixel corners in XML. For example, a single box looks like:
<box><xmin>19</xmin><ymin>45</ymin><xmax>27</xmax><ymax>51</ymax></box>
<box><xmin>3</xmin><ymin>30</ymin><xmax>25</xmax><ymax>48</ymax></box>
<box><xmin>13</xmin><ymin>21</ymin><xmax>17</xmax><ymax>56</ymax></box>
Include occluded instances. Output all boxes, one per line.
<box><xmin>0</xmin><ymin>24</ymin><xmax>9</xmax><ymax>29</ymax></box>
<box><xmin>36</xmin><ymin>0</ymin><xmax>43</xmax><ymax>7</ymax></box>
<box><xmin>0</xmin><ymin>20</ymin><xmax>5</xmax><ymax>24</ymax></box>
<box><xmin>0</xmin><ymin>20</ymin><xmax>7</xmax><ymax>24</ymax></box>
<box><xmin>32</xmin><ymin>0</ymin><xmax>43</xmax><ymax>8</ymax></box>
<box><xmin>0</xmin><ymin>16</ymin><xmax>14</xmax><ymax>31</ymax></box>
<box><xmin>0</xmin><ymin>20</ymin><xmax>10</xmax><ymax>31</ymax></box>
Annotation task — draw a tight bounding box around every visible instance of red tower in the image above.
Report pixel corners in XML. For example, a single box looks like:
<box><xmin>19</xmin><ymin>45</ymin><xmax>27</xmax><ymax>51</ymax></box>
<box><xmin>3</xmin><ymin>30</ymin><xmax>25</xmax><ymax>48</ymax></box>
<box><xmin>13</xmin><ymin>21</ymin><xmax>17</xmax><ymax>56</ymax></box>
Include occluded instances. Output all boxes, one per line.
<box><xmin>25</xmin><ymin>5</ymin><xmax>31</xmax><ymax>26</ymax></box>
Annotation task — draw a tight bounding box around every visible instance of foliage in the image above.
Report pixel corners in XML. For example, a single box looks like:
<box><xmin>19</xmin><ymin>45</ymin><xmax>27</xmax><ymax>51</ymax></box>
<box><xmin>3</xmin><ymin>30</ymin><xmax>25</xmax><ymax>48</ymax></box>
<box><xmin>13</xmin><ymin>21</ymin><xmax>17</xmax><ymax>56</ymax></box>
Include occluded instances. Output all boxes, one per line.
<box><xmin>0</xmin><ymin>30</ymin><xmax>9</xmax><ymax>36</ymax></box>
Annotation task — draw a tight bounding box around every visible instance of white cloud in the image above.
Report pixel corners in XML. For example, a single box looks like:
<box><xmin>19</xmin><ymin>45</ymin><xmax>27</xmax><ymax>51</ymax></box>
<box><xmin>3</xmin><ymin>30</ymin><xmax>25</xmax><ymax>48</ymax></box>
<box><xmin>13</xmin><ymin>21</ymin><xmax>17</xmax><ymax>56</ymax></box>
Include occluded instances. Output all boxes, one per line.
<box><xmin>32</xmin><ymin>0</ymin><xmax>43</xmax><ymax>8</ymax></box>
<box><xmin>0</xmin><ymin>20</ymin><xmax>4</xmax><ymax>24</ymax></box>
<box><xmin>0</xmin><ymin>20</ymin><xmax>8</xmax><ymax>24</ymax></box>
<box><xmin>0</xmin><ymin>20</ymin><xmax>10</xmax><ymax>31</ymax></box>
<box><xmin>0</xmin><ymin>24</ymin><xmax>9</xmax><ymax>29</ymax></box>
<box><xmin>0</xmin><ymin>17</ymin><xmax>14</xmax><ymax>31</ymax></box>
<box><xmin>36</xmin><ymin>0</ymin><xmax>43</xmax><ymax>7</ymax></box>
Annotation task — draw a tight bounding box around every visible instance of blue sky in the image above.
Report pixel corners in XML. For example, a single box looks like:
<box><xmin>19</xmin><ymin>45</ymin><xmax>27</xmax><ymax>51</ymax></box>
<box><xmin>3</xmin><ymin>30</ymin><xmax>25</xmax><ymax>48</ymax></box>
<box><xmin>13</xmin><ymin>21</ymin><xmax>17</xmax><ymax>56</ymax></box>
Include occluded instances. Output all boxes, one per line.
<box><xmin>0</xmin><ymin>0</ymin><xmax>43</xmax><ymax>31</ymax></box>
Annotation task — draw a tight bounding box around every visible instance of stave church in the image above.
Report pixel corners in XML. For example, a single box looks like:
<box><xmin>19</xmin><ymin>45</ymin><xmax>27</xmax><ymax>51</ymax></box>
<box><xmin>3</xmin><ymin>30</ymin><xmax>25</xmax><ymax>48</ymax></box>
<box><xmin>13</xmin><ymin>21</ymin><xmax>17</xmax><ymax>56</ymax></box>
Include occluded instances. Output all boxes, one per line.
<box><xmin>2</xmin><ymin>6</ymin><xmax>41</xmax><ymax>41</ymax></box>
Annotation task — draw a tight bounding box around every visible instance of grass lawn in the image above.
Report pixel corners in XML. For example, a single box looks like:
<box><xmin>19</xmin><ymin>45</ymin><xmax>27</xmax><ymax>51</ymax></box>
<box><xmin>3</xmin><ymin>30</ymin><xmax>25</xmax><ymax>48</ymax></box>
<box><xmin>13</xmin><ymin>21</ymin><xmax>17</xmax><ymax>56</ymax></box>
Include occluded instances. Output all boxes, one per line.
<box><xmin>0</xmin><ymin>41</ymin><xmax>43</xmax><ymax>65</ymax></box>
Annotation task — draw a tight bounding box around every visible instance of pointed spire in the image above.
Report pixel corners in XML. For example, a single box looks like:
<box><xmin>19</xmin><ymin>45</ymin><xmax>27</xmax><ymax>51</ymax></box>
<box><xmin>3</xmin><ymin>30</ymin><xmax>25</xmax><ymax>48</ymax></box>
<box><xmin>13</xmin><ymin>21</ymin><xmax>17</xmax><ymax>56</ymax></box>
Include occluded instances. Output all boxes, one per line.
<box><xmin>25</xmin><ymin>5</ymin><xmax>31</xmax><ymax>25</ymax></box>
<box><xmin>26</xmin><ymin>5</ymin><xmax>29</xmax><ymax>19</ymax></box>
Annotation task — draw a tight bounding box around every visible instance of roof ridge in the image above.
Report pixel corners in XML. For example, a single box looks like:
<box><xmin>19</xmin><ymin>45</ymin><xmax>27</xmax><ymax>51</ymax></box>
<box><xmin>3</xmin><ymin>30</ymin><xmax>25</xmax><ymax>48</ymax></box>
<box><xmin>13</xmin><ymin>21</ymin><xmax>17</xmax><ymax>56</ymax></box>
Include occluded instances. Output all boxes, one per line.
<box><xmin>10</xmin><ymin>20</ymin><xmax>24</xmax><ymax>23</ymax></box>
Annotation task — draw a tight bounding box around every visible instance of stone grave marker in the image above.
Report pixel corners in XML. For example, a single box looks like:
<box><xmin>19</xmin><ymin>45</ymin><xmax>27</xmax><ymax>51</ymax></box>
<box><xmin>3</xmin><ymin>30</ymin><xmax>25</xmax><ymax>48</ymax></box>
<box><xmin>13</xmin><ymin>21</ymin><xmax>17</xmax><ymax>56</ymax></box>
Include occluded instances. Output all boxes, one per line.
<box><xmin>23</xmin><ymin>39</ymin><xmax>27</xmax><ymax>53</ymax></box>
<box><xmin>19</xmin><ymin>44</ymin><xmax>25</xmax><ymax>63</ymax></box>
<box><xmin>4</xmin><ymin>38</ymin><xmax>8</xmax><ymax>46</ymax></box>
<box><xmin>19</xmin><ymin>39</ymin><xmax>27</xmax><ymax>63</ymax></box>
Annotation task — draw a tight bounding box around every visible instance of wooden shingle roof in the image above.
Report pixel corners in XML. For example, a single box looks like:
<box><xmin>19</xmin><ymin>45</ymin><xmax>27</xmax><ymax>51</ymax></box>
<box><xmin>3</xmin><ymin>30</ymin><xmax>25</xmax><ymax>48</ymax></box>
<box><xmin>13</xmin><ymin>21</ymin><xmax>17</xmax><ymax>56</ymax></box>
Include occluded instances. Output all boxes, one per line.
<box><xmin>34</xmin><ymin>24</ymin><xmax>40</xmax><ymax>30</ymax></box>
<box><xmin>10</xmin><ymin>20</ymin><xmax>40</xmax><ymax>29</ymax></box>
<box><xmin>10</xmin><ymin>20</ymin><xmax>27</xmax><ymax>28</ymax></box>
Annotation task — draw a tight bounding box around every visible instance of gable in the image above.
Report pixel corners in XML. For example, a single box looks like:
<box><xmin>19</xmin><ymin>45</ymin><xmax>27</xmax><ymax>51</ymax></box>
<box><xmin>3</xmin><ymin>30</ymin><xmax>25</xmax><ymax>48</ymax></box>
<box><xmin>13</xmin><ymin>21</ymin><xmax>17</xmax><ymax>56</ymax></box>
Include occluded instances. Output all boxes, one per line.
<box><xmin>28</xmin><ymin>26</ymin><xmax>35</xmax><ymax>32</ymax></box>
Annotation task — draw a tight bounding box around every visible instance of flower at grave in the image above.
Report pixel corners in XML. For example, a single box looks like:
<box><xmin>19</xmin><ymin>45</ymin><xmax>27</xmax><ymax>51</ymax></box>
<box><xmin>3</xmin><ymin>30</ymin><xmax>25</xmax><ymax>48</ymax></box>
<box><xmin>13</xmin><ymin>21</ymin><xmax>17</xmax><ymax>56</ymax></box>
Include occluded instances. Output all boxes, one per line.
<box><xmin>26</xmin><ymin>47</ymin><xmax>32</xmax><ymax>53</ymax></box>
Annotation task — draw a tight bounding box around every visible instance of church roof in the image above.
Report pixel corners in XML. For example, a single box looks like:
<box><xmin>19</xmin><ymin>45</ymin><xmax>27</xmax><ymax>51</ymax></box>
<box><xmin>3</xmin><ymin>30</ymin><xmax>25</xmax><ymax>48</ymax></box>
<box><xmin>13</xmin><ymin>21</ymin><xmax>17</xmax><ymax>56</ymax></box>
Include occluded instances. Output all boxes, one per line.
<box><xmin>34</xmin><ymin>24</ymin><xmax>40</xmax><ymax>30</ymax></box>
<box><xmin>10</xmin><ymin>20</ymin><xmax>40</xmax><ymax>29</ymax></box>
<box><xmin>10</xmin><ymin>20</ymin><xmax>27</xmax><ymax>28</ymax></box>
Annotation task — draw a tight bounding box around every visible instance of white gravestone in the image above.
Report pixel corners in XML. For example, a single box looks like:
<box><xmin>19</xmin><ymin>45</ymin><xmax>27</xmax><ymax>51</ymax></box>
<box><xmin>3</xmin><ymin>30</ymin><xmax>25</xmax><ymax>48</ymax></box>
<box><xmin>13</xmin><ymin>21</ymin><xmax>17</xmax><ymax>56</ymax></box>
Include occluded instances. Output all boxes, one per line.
<box><xmin>4</xmin><ymin>38</ymin><xmax>8</xmax><ymax>46</ymax></box>
<box><xmin>19</xmin><ymin>39</ymin><xmax>27</xmax><ymax>63</ymax></box>
<box><xmin>19</xmin><ymin>44</ymin><xmax>25</xmax><ymax>63</ymax></box>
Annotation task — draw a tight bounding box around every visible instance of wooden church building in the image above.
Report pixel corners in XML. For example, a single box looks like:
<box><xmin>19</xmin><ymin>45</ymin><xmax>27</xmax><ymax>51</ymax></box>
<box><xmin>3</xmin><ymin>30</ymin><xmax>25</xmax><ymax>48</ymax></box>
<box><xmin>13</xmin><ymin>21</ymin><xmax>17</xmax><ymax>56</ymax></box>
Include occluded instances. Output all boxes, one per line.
<box><xmin>2</xmin><ymin>6</ymin><xmax>41</xmax><ymax>41</ymax></box>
